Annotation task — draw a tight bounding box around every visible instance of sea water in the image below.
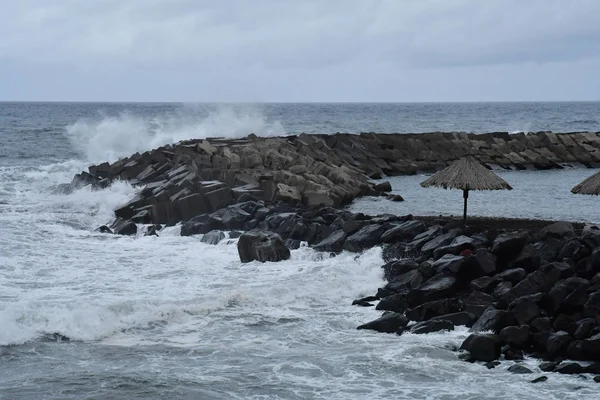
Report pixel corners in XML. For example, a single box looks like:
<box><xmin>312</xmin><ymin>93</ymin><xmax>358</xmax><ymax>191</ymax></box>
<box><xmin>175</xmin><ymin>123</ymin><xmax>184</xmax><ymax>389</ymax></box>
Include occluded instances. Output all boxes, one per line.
<box><xmin>2</xmin><ymin>102</ymin><xmax>600</xmax><ymax>399</ymax></box>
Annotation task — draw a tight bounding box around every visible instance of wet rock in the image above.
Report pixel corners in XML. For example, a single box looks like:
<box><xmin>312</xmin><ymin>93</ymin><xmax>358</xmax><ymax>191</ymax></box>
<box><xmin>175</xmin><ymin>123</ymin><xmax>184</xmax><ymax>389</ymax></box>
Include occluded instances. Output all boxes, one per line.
<box><xmin>542</xmin><ymin>221</ymin><xmax>574</xmax><ymax>238</ymax></box>
<box><xmin>469</xmin><ymin>276</ymin><xmax>501</xmax><ymax>293</ymax></box>
<box><xmin>473</xmin><ymin>249</ymin><xmax>497</xmax><ymax>276</ymax></box>
<box><xmin>501</xmin><ymin>262</ymin><xmax>571</xmax><ymax>305</ymax></box>
<box><xmin>144</xmin><ymin>225</ymin><xmax>159</xmax><ymax>236</ymax></box>
<box><xmin>530</xmin><ymin>376</ymin><xmax>548</xmax><ymax>383</ymax></box>
<box><xmin>343</xmin><ymin>224</ymin><xmax>390</xmax><ymax>252</ymax></box>
<box><xmin>554</xmin><ymin>362</ymin><xmax>584</xmax><ymax>374</ymax></box>
<box><xmin>546</xmin><ymin>331</ymin><xmax>572</xmax><ymax>357</ymax></box>
<box><xmin>180</xmin><ymin>214</ymin><xmax>210</xmax><ymax>236</ymax></box>
<box><xmin>408</xmin><ymin>319</ymin><xmax>454</xmax><ymax>334</ymax></box>
<box><xmin>220</xmin><ymin>206</ymin><xmax>252</xmax><ymax>230</ymax></box>
<box><xmin>499</xmin><ymin>325</ymin><xmax>531</xmax><ymax>348</ymax></box>
<box><xmin>531</xmin><ymin>317</ymin><xmax>553</xmax><ymax>333</ymax></box>
<box><xmin>509</xmin><ymin>295</ymin><xmax>542</xmax><ymax>325</ymax></box>
<box><xmin>406</xmin><ymin>225</ymin><xmax>444</xmax><ymax>252</ymax></box>
<box><xmin>384</xmin><ymin>269</ymin><xmax>424</xmax><ymax>294</ymax></box>
<box><xmin>387</xmin><ymin>194</ymin><xmax>404</xmax><ymax>202</ymax></box>
<box><xmin>548</xmin><ymin>277</ymin><xmax>590</xmax><ymax>313</ymax></box>
<box><xmin>470</xmin><ymin>307</ymin><xmax>516</xmax><ymax>334</ymax></box>
<box><xmin>352</xmin><ymin>300</ymin><xmax>374</xmax><ymax>307</ymax></box>
<box><xmin>464</xmin><ymin>291</ymin><xmax>495</xmax><ymax>317</ymax></box>
<box><xmin>508</xmin><ymin>364</ymin><xmax>533</xmax><ymax>374</ymax></box>
<box><xmin>357</xmin><ymin>312</ymin><xmax>409</xmax><ymax>333</ymax></box>
<box><xmin>502</xmin><ymin>345</ymin><xmax>524</xmax><ymax>360</ymax></box>
<box><xmin>381</xmin><ymin>220</ymin><xmax>426</xmax><ymax>243</ymax></box>
<box><xmin>460</xmin><ymin>333</ymin><xmax>502</xmax><ymax>362</ymax></box>
<box><xmin>539</xmin><ymin>361</ymin><xmax>559</xmax><ymax>372</ymax></box>
<box><xmin>382</xmin><ymin>259</ymin><xmax>419</xmax><ymax>281</ymax></box>
<box><xmin>492</xmin><ymin>231</ymin><xmax>529</xmax><ymax>262</ymax></box>
<box><xmin>373</xmin><ymin>181</ymin><xmax>392</xmax><ymax>192</ymax></box>
<box><xmin>407</xmin><ymin>274</ymin><xmax>460</xmax><ymax>306</ymax></box>
<box><xmin>376</xmin><ymin>293</ymin><xmax>408</xmax><ymax>313</ymax></box>
<box><xmin>201</xmin><ymin>230</ymin><xmax>225</xmax><ymax>245</ymax></box>
<box><xmin>95</xmin><ymin>225</ymin><xmax>112</xmax><ymax>234</ymax></box>
<box><xmin>382</xmin><ymin>243</ymin><xmax>407</xmax><ymax>262</ymax></box>
<box><xmin>421</xmin><ymin>230</ymin><xmax>459</xmax><ymax>254</ymax></box>
<box><xmin>485</xmin><ymin>361</ymin><xmax>501</xmax><ymax>369</ymax></box>
<box><xmin>431</xmin><ymin>254</ymin><xmax>468</xmax><ymax>276</ymax></box>
<box><xmin>573</xmin><ymin>318</ymin><xmax>597</xmax><ymax>340</ymax></box>
<box><xmin>112</xmin><ymin>219</ymin><xmax>137</xmax><ymax>236</ymax></box>
<box><xmin>405</xmin><ymin>298</ymin><xmax>462</xmax><ymax>322</ymax></box>
<box><xmin>237</xmin><ymin>230</ymin><xmax>291</xmax><ymax>263</ymax></box>
<box><xmin>495</xmin><ymin>268</ymin><xmax>527</xmax><ymax>284</ymax></box>
<box><xmin>430</xmin><ymin>312</ymin><xmax>476</xmax><ymax>327</ymax></box>
<box><xmin>313</xmin><ymin>229</ymin><xmax>347</xmax><ymax>253</ymax></box>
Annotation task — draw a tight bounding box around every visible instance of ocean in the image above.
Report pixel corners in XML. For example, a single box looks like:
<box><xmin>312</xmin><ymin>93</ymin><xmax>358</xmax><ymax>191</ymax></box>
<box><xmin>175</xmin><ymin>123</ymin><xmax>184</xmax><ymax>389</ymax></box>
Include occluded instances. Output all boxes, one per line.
<box><xmin>1</xmin><ymin>102</ymin><xmax>600</xmax><ymax>399</ymax></box>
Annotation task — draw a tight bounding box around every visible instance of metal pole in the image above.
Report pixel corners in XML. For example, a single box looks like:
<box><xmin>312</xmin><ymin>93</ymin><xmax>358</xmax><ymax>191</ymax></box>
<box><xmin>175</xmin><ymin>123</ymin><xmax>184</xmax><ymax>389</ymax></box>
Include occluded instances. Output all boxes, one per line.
<box><xmin>463</xmin><ymin>189</ymin><xmax>468</xmax><ymax>222</ymax></box>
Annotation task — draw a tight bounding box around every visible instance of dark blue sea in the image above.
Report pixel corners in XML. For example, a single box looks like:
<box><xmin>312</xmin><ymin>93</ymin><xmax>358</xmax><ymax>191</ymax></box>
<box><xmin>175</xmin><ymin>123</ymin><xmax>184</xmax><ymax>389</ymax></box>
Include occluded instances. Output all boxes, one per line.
<box><xmin>1</xmin><ymin>102</ymin><xmax>599</xmax><ymax>399</ymax></box>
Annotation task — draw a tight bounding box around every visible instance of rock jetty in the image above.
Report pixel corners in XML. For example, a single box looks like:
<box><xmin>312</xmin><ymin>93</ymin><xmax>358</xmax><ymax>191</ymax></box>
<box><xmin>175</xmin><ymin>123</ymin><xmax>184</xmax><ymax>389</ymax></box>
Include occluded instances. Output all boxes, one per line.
<box><xmin>354</xmin><ymin>216</ymin><xmax>600</xmax><ymax>376</ymax></box>
<box><xmin>60</xmin><ymin>131</ymin><xmax>600</xmax><ymax>230</ymax></box>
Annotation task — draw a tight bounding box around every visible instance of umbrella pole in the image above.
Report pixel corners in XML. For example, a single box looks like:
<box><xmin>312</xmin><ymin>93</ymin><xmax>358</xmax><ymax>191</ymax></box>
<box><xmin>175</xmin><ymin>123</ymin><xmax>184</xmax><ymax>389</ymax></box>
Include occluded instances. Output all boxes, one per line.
<box><xmin>463</xmin><ymin>189</ymin><xmax>469</xmax><ymax>223</ymax></box>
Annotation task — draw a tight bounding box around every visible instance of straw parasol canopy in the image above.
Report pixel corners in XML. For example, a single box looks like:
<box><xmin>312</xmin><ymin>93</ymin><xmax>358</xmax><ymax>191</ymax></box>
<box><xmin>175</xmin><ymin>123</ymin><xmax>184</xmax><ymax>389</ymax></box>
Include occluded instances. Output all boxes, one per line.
<box><xmin>420</xmin><ymin>156</ymin><xmax>513</xmax><ymax>221</ymax></box>
<box><xmin>572</xmin><ymin>170</ymin><xmax>600</xmax><ymax>195</ymax></box>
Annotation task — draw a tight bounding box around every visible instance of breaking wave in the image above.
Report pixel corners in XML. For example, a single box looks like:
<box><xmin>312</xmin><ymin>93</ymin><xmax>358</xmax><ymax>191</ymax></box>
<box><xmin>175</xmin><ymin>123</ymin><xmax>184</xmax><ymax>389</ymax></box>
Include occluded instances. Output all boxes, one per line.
<box><xmin>65</xmin><ymin>104</ymin><xmax>286</xmax><ymax>163</ymax></box>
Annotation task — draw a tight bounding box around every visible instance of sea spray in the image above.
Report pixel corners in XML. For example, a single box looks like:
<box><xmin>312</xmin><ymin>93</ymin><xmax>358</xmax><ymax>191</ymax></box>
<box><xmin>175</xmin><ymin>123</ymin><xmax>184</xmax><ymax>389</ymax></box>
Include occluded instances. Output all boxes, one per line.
<box><xmin>65</xmin><ymin>104</ymin><xmax>286</xmax><ymax>163</ymax></box>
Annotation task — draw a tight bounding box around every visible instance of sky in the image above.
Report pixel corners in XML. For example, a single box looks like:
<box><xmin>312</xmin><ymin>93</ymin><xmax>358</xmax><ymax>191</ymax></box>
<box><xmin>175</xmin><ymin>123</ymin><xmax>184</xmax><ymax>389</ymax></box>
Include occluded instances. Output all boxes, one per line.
<box><xmin>1</xmin><ymin>0</ymin><xmax>600</xmax><ymax>102</ymax></box>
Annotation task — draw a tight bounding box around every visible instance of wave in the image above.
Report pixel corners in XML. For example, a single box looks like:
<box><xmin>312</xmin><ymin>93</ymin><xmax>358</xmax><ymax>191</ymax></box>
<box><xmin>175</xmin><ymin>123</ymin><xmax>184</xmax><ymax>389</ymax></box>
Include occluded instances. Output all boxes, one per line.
<box><xmin>64</xmin><ymin>104</ymin><xmax>286</xmax><ymax>163</ymax></box>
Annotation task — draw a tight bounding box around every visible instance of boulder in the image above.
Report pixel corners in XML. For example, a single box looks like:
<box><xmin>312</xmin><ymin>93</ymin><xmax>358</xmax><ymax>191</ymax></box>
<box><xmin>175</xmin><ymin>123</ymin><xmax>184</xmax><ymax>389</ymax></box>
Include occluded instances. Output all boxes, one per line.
<box><xmin>470</xmin><ymin>307</ymin><xmax>516</xmax><ymax>334</ymax></box>
<box><xmin>343</xmin><ymin>224</ymin><xmax>390</xmax><ymax>252</ymax></box>
<box><xmin>573</xmin><ymin>318</ymin><xmax>597</xmax><ymax>340</ymax></box>
<box><xmin>546</xmin><ymin>331</ymin><xmax>572</xmax><ymax>357</ymax></box>
<box><xmin>460</xmin><ymin>333</ymin><xmax>502</xmax><ymax>362</ymax></box>
<box><xmin>421</xmin><ymin>230</ymin><xmax>459</xmax><ymax>254</ymax></box>
<box><xmin>541</xmin><ymin>221</ymin><xmax>574</xmax><ymax>238</ymax></box>
<box><xmin>554</xmin><ymin>362</ymin><xmax>584</xmax><ymax>374</ymax></box>
<box><xmin>384</xmin><ymin>269</ymin><xmax>424</xmax><ymax>294</ymax></box>
<box><xmin>376</xmin><ymin>293</ymin><xmax>409</xmax><ymax>313</ymax></box>
<box><xmin>382</xmin><ymin>259</ymin><xmax>419</xmax><ymax>281</ymax></box>
<box><xmin>431</xmin><ymin>254</ymin><xmax>468</xmax><ymax>276</ymax></box>
<box><xmin>237</xmin><ymin>230</ymin><xmax>291</xmax><ymax>263</ymax></box>
<box><xmin>530</xmin><ymin>376</ymin><xmax>548</xmax><ymax>383</ymax></box>
<box><xmin>357</xmin><ymin>312</ymin><xmax>409</xmax><ymax>333</ymax></box>
<box><xmin>495</xmin><ymin>268</ymin><xmax>527</xmax><ymax>284</ymax></box>
<box><xmin>313</xmin><ymin>230</ymin><xmax>348</xmax><ymax>253</ymax></box>
<box><xmin>373</xmin><ymin>181</ymin><xmax>392</xmax><ymax>192</ymax></box>
<box><xmin>406</xmin><ymin>225</ymin><xmax>444</xmax><ymax>252</ymax></box>
<box><xmin>430</xmin><ymin>312</ymin><xmax>477</xmax><ymax>327</ymax></box>
<box><xmin>492</xmin><ymin>231</ymin><xmax>529</xmax><ymax>261</ymax></box>
<box><xmin>180</xmin><ymin>214</ymin><xmax>210</xmax><ymax>236</ymax></box>
<box><xmin>405</xmin><ymin>298</ymin><xmax>462</xmax><ymax>322</ymax></box>
<box><xmin>407</xmin><ymin>274</ymin><xmax>460</xmax><ymax>306</ymax></box>
<box><xmin>201</xmin><ymin>230</ymin><xmax>225</xmax><ymax>245</ymax></box>
<box><xmin>407</xmin><ymin>319</ymin><xmax>454</xmax><ymax>334</ymax></box>
<box><xmin>509</xmin><ymin>295</ymin><xmax>542</xmax><ymax>325</ymax></box>
<box><xmin>381</xmin><ymin>220</ymin><xmax>426</xmax><ymax>243</ymax></box>
<box><xmin>112</xmin><ymin>219</ymin><xmax>137</xmax><ymax>236</ymax></box>
<box><xmin>473</xmin><ymin>249</ymin><xmax>497</xmax><ymax>276</ymax></box>
<box><xmin>220</xmin><ymin>206</ymin><xmax>252</xmax><ymax>230</ymax></box>
<box><xmin>499</xmin><ymin>325</ymin><xmax>531</xmax><ymax>348</ymax></box>
<box><xmin>508</xmin><ymin>364</ymin><xmax>533</xmax><ymax>374</ymax></box>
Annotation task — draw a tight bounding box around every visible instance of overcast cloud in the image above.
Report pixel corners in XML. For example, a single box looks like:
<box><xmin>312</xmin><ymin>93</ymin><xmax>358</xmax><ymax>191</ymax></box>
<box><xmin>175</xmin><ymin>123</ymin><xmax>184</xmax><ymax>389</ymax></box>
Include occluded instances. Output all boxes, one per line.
<box><xmin>1</xmin><ymin>0</ymin><xmax>599</xmax><ymax>102</ymax></box>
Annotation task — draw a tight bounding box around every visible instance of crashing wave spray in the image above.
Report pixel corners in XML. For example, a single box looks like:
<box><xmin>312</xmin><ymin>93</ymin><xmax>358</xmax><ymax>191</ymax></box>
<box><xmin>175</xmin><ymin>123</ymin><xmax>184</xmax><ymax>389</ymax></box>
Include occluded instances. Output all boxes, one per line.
<box><xmin>65</xmin><ymin>103</ymin><xmax>286</xmax><ymax>163</ymax></box>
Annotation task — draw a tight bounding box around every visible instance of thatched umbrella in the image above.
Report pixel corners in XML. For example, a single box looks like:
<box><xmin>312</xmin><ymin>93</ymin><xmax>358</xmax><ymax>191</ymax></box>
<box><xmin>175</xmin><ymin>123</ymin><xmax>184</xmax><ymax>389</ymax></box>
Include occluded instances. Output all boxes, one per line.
<box><xmin>572</xmin><ymin>170</ymin><xmax>600</xmax><ymax>195</ymax></box>
<box><xmin>420</xmin><ymin>156</ymin><xmax>513</xmax><ymax>222</ymax></box>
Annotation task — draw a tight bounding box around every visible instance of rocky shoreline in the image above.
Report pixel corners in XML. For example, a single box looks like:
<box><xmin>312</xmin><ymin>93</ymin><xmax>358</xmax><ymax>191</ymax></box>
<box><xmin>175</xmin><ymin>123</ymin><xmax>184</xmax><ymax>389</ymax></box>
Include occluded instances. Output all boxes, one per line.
<box><xmin>58</xmin><ymin>131</ymin><xmax>600</xmax><ymax>381</ymax></box>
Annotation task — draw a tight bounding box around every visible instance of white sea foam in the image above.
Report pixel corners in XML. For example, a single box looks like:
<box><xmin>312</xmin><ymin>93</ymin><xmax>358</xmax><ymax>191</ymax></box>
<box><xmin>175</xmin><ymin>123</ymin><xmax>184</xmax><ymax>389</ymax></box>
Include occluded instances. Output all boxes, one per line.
<box><xmin>64</xmin><ymin>104</ymin><xmax>286</xmax><ymax>163</ymax></box>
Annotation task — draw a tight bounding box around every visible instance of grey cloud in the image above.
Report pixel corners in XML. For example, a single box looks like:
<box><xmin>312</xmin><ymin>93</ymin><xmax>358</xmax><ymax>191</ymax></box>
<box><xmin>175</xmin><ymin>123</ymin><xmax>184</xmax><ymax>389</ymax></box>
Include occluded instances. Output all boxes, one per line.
<box><xmin>1</xmin><ymin>0</ymin><xmax>599</xmax><ymax>101</ymax></box>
